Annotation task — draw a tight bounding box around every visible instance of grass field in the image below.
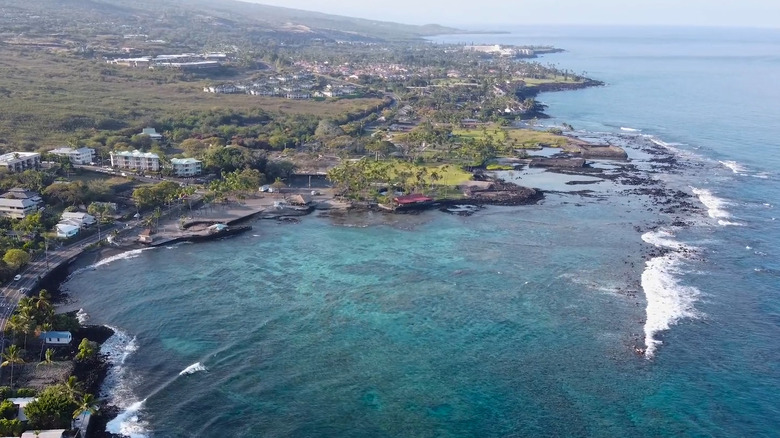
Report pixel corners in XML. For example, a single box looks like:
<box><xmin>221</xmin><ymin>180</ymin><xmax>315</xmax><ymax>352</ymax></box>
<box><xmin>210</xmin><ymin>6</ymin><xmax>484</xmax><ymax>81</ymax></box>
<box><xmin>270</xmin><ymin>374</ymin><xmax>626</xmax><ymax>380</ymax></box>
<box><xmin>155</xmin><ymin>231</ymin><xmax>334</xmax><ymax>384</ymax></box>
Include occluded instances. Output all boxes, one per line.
<box><xmin>452</xmin><ymin>126</ymin><xmax>570</xmax><ymax>149</ymax></box>
<box><xmin>0</xmin><ymin>49</ymin><xmax>383</xmax><ymax>149</ymax></box>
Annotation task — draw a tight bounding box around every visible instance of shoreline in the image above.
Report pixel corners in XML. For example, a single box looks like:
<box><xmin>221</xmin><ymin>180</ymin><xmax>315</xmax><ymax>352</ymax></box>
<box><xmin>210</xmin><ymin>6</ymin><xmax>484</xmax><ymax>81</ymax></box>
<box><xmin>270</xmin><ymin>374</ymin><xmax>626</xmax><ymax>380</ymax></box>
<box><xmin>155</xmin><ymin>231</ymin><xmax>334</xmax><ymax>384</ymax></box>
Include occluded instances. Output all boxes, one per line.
<box><xmin>50</xmin><ymin>131</ymin><xmax>703</xmax><ymax>436</ymax></box>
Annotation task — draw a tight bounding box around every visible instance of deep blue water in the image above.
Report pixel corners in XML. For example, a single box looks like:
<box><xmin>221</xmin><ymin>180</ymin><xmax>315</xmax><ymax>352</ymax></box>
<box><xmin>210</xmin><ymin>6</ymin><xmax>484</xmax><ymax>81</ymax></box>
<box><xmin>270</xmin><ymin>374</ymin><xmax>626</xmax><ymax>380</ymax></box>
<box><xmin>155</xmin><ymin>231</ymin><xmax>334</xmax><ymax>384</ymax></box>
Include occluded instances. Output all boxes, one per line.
<box><xmin>61</xmin><ymin>27</ymin><xmax>780</xmax><ymax>437</ymax></box>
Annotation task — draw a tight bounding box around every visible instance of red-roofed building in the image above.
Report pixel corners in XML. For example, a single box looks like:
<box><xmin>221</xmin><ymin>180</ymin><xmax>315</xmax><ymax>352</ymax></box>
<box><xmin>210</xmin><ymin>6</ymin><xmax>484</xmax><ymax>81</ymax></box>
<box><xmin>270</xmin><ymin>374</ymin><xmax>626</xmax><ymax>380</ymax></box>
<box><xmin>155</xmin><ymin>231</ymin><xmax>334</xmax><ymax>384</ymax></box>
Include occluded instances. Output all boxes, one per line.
<box><xmin>394</xmin><ymin>194</ymin><xmax>433</xmax><ymax>206</ymax></box>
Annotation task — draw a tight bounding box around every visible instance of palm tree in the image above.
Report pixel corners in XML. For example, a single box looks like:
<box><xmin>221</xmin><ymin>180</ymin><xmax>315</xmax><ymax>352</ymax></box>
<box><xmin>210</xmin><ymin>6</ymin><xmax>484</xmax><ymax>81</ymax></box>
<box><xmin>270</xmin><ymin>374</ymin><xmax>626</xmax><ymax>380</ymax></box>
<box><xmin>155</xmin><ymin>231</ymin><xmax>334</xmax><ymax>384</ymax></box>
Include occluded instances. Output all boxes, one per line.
<box><xmin>63</xmin><ymin>376</ymin><xmax>83</xmax><ymax>402</ymax></box>
<box><xmin>1</xmin><ymin>345</ymin><xmax>24</xmax><ymax>388</ymax></box>
<box><xmin>73</xmin><ymin>393</ymin><xmax>97</xmax><ymax>420</ymax></box>
<box><xmin>38</xmin><ymin>348</ymin><xmax>54</xmax><ymax>367</ymax></box>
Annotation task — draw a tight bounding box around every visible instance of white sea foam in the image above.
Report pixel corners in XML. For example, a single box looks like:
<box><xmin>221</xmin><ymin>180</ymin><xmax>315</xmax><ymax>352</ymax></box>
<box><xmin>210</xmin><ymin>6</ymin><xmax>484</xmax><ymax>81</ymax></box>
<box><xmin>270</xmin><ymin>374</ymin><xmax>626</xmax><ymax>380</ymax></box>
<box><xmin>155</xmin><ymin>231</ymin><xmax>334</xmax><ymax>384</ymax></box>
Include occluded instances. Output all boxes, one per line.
<box><xmin>106</xmin><ymin>399</ymin><xmax>149</xmax><ymax>438</ymax></box>
<box><xmin>93</xmin><ymin>248</ymin><xmax>155</xmax><ymax>268</ymax></box>
<box><xmin>691</xmin><ymin>187</ymin><xmax>734</xmax><ymax>222</ymax></box>
<box><xmin>620</xmin><ymin>126</ymin><xmax>641</xmax><ymax>132</ymax></box>
<box><xmin>719</xmin><ymin>160</ymin><xmax>747</xmax><ymax>174</ymax></box>
<box><xmin>179</xmin><ymin>362</ymin><xmax>208</xmax><ymax>375</ymax></box>
<box><xmin>640</xmin><ymin>230</ymin><xmax>701</xmax><ymax>358</ymax></box>
<box><xmin>641</xmin><ymin>253</ymin><xmax>701</xmax><ymax>358</ymax></box>
<box><xmin>76</xmin><ymin>308</ymin><xmax>89</xmax><ymax>324</ymax></box>
<box><xmin>100</xmin><ymin>328</ymin><xmax>149</xmax><ymax>438</ymax></box>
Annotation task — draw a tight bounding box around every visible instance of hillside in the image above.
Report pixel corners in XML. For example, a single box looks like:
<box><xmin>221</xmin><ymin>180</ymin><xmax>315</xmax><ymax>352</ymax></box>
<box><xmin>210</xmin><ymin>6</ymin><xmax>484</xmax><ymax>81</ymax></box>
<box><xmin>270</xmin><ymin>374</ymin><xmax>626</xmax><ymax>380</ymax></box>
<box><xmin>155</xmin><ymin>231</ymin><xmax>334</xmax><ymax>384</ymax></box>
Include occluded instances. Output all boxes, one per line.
<box><xmin>0</xmin><ymin>0</ymin><xmax>460</xmax><ymax>43</ymax></box>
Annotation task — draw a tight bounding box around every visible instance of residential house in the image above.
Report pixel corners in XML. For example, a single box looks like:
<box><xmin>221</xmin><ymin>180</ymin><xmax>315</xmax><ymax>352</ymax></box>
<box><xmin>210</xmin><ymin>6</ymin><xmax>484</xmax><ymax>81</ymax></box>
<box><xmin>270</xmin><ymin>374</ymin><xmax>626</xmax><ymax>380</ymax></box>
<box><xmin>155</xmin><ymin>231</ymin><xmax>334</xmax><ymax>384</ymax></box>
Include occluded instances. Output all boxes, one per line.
<box><xmin>55</xmin><ymin>223</ymin><xmax>80</xmax><ymax>238</ymax></box>
<box><xmin>110</xmin><ymin>150</ymin><xmax>160</xmax><ymax>172</ymax></box>
<box><xmin>0</xmin><ymin>152</ymin><xmax>40</xmax><ymax>173</ymax></box>
<box><xmin>20</xmin><ymin>430</ymin><xmax>68</xmax><ymax>438</ymax></box>
<box><xmin>40</xmin><ymin>331</ymin><xmax>72</xmax><ymax>345</ymax></box>
<box><xmin>61</xmin><ymin>212</ymin><xmax>96</xmax><ymax>227</ymax></box>
<box><xmin>49</xmin><ymin>147</ymin><xmax>96</xmax><ymax>165</ymax></box>
<box><xmin>0</xmin><ymin>188</ymin><xmax>43</xmax><ymax>219</ymax></box>
<box><xmin>140</xmin><ymin>127</ymin><xmax>163</xmax><ymax>140</ymax></box>
<box><xmin>8</xmin><ymin>397</ymin><xmax>36</xmax><ymax>422</ymax></box>
<box><xmin>286</xmin><ymin>92</ymin><xmax>311</xmax><ymax>100</ymax></box>
<box><xmin>170</xmin><ymin>158</ymin><xmax>203</xmax><ymax>177</ymax></box>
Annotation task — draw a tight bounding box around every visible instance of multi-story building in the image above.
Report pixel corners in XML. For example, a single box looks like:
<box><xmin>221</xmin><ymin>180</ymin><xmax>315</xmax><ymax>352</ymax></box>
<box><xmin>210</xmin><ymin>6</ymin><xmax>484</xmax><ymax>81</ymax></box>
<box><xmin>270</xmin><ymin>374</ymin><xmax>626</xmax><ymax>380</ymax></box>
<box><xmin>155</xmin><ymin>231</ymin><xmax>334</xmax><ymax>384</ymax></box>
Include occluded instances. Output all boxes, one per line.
<box><xmin>49</xmin><ymin>147</ymin><xmax>96</xmax><ymax>165</ymax></box>
<box><xmin>0</xmin><ymin>188</ymin><xmax>43</xmax><ymax>219</ymax></box>
<box><xmin>0</xmin><ymin>152</ymin><xmax>41</xmax><ymax>173</ymax></box>
<box><xmin>110</xmin><ymin>150</ymin><xmax>160</xmax><ymax>172</ymax></box>
<box><xmin>170</xmin><ymin>158</ymin><xmax>203</xmax><ymax>177</ymax></box>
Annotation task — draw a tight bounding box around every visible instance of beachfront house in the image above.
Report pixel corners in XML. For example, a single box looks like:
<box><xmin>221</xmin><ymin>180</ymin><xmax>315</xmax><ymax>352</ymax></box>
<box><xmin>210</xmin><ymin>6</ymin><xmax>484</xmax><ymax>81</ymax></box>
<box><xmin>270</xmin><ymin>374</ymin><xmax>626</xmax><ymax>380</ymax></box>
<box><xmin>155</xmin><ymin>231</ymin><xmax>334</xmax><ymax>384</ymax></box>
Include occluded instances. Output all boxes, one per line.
<box><xmin>61</xmin><ymin>212</ymin><xmax>96</xmax><ymax>227</ymax></box>
<box><xmin>40</xmin><ymin>331</ymin><xmax>72</xmax><ymax>345</ymax></box>
<box><xmin>55</xmin><ymin>223</ymin><xmax>80</xmax><ymax>238</ymax></box>
<box><xmin>20</xmin><ymin>430</ymin><xmax>68</xmax><ymax>438</ymax></box>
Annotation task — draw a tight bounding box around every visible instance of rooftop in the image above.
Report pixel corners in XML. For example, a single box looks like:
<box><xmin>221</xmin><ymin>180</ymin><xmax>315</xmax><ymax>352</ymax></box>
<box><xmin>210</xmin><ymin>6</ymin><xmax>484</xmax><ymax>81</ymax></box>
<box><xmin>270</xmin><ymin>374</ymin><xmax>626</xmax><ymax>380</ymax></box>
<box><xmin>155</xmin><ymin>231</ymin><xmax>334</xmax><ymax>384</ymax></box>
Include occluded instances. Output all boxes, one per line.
<box><xmin>111</xmin><ymin>150</ymin><xmax>160</xmax><ymax>159</ymax></box>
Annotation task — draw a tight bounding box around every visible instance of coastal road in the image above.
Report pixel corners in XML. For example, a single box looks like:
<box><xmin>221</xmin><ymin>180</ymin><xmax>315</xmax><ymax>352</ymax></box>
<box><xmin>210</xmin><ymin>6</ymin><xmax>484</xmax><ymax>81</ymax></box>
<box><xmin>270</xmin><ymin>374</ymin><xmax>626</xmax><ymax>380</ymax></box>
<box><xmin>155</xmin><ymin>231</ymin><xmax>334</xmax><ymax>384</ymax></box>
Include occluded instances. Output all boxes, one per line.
<box><xmin>0</xmin><ymin>223</ymin><xmax>122</xmax><ymax>347</ymax></box>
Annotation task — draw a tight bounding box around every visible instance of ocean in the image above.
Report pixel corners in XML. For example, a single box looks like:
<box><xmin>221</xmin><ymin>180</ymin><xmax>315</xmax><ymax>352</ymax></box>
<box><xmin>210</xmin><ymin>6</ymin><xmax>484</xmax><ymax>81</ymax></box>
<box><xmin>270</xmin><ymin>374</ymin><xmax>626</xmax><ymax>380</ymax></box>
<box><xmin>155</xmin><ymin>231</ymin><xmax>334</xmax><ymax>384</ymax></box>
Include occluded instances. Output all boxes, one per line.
<box><xmin>60</xmin><ymin>26</ymin><xmax>780</xmax><ymax>437</ymax></box>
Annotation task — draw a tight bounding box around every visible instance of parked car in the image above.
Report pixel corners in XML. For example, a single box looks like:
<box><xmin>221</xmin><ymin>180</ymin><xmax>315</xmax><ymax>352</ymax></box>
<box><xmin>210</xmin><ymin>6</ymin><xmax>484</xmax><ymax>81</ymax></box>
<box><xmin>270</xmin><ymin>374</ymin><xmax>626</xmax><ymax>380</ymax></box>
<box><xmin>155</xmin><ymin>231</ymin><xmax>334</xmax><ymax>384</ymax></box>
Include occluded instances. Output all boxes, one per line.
<box><xmin>13</xmin><ymin>274</ymin><xmax>21</xmax><ymax>281</ymax></box>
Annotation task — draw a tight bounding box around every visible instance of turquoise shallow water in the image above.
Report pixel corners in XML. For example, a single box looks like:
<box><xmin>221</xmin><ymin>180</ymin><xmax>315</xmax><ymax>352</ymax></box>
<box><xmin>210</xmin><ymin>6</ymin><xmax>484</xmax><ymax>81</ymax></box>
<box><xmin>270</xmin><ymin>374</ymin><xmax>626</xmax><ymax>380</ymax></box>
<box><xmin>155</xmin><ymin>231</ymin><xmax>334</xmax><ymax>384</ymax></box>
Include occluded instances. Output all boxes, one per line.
<box><xmin>61</xmin><ymin>26</ymin><xmax>780</xmax><ymax>437</ymax></box>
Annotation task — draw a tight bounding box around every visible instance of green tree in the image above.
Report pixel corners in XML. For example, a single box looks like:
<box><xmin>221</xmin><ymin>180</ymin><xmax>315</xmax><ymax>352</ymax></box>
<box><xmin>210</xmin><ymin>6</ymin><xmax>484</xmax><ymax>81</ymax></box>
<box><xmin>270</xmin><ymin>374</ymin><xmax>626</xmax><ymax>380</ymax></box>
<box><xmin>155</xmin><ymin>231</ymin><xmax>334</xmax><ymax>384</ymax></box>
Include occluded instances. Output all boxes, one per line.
<box><xmin>75</xmin><ymin>339</ymin><xmax>96</xmax><ymax>361</ymax></box>
<box><xmin>72</xmin><ymin>393</ymin><xmax>97</xmax><ymax>420</ymax></box>
<box><xmin>1</xmin><ymin>345</ymin><xmax>24</xmax><ymax>388</ymax></box>
<box><xmin>0</xmin><ymin>399</ymin><xmax>15</xmax><ymax>420</ymax></box>
<box><xmin>0</xmin><ymin>418</ymin><xmax>22</xmax><ymax>436</ymax></box>
<box><xmin>38</xmin><ymin>349</ymin><xmax>54</xmax><ymax>367</ymax></box>
<box><xmin>23</xmin><ymin>385</ymin><xmax>78</xmax><ymax>429</ymax></box>
<box><xmin>3</xmin><ymin>249</ymin><xmax>30</xmax><ymax>271</ymax></box>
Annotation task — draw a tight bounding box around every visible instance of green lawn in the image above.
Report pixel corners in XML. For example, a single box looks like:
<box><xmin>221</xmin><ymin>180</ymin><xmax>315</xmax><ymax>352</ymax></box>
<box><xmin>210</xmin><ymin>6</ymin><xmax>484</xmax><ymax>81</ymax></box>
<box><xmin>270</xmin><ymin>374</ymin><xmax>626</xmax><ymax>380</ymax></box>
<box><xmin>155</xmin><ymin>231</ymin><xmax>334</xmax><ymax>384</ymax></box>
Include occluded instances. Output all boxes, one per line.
<box><xmin>453</xmin><ymin>126</ymin><xmax>570</xmax><ymax>149</ymax></box>
<box><xmin>519</xmin><ymin>76</ymin><xmax>585</xmax><ymax>86</ymax></box>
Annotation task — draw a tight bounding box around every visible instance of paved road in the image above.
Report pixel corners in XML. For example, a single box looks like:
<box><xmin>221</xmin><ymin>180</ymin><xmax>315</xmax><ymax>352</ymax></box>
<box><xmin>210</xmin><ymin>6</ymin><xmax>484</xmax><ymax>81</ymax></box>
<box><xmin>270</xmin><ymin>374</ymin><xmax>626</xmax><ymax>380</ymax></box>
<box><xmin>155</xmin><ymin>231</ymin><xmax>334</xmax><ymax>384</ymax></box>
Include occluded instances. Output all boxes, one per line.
<box><xmin>0</xmin><ymin>223</ymin><xmax>121</xmax><ymax>346</ymax></box>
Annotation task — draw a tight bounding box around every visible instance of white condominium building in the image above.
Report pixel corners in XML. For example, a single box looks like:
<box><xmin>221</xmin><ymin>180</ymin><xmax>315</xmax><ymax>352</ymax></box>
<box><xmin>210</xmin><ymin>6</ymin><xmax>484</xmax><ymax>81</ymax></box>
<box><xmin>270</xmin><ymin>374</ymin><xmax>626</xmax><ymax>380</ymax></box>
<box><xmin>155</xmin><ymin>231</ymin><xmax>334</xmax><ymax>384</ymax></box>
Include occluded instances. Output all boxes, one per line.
<box><xmin>110</xmin><ymin>150</ymin><xmax>160</xmax><ymax>172</ymax></box>
<box><xmin>0</xmin><ymin>152</ymin><xmax>41</xmax><ymax>173</ymax></box>
<box><xmin>49</xmin><ymin>147</ymin><xmax>96</xmax><ymax>165</ymax></box>
<box><xmin>170</xmin><ymin>158</ymin><xmax>203</xmax><ymax>177</ymax></box>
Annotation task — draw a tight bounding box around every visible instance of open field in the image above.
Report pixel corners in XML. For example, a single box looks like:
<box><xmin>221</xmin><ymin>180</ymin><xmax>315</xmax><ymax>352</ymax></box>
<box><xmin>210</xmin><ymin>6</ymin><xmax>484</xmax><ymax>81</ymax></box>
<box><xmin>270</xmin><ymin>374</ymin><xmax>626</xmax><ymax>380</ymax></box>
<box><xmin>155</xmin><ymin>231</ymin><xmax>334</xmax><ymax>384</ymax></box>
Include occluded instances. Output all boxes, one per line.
<box><xmin>519</xmin><ymin>76</ymin><xmax>586</xmax><ymax>86</ymax></box>
<box><xmin>453</xmin><ymin>126</ymin><xmax>570</xmax><ymax>148</ymax></box>
<box><xmin>0</xmin><ymin>49</ymin><xmax>383</xmax><ymax>149</ymax></box>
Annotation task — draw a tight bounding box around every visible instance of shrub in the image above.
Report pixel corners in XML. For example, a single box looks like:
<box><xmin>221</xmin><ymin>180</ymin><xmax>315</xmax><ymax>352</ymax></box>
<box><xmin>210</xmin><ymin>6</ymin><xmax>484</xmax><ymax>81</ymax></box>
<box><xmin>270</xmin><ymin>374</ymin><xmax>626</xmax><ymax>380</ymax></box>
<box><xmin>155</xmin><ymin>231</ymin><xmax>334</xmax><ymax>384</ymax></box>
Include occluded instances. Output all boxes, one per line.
<box><xmin>0</xmin><ymin>400</ymin><xmax>15</xmax><ymax>420</ymax></box>
<box><xmin>0</xmin><ymin>418</ymin><xmax>22</xmax><ymax>436</ymax></box>
<box><xmin>14</xmin><ymin>388</ymin><xmax>37</xmax><ymax>397</ymax></box>
<box><xmin>0</xmin><ymin>387</ymin><xmax>10</xmax><ymax>401</ymax></box>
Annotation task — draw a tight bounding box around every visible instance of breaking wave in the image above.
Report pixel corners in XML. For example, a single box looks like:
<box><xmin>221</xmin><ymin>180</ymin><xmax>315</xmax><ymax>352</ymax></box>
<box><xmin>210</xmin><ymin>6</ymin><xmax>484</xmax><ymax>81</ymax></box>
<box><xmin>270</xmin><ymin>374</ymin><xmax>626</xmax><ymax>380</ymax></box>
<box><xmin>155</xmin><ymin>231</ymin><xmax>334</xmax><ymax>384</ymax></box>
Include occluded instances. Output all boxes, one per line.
<box><xmin>93</xmin><ymin>248</ymin><xmax>155</xmax><ymax>269</ymax></box>
<box><xmin>179</xmin><ymin>362</ymin><xmax>208</xmax><ymax>375</ymax></box>
<box><xmin>641</xmin><ymin>230</ymin><xmax>701</xmax><ymax>358</ymax></box>
<box><xmin>101</xmin><ymin>328</ymin><xmax>149</xmax><ymax>438</ymax></box>
<box><xmin>719</xmin><ymin>160</ymin><xmax>747</xmax><ymax>175</ymax></box>
<box><xmin>691</xmin><ymin>187</ymin><xmax>741</xmax><ymax>225</ymax></box>
<box><xmin>620</xmin><ymin>126</ymin><xmax>642</xmax><ymax>132</ymax></box>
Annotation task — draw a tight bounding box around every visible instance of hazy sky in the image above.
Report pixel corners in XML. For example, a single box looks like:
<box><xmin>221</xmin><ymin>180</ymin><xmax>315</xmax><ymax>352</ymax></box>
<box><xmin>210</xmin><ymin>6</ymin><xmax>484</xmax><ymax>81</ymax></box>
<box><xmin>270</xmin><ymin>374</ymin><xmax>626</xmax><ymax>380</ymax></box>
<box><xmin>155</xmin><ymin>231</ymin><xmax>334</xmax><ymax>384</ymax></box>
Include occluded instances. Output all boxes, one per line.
<box><xmin>240</xmin><ymin>0</ymin><xmax>780</xmax><ymax>28</ymax></box>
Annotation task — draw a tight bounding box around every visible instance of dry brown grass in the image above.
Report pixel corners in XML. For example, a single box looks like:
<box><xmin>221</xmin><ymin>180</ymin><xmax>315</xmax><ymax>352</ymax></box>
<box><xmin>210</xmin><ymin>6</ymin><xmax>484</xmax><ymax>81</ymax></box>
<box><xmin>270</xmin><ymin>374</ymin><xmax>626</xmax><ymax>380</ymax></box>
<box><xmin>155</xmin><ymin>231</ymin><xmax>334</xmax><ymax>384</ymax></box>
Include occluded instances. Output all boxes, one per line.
<box><xmin>0</xmin><ymin>48</ymin><xmax>383</xmax><ymax>148</ymax></box>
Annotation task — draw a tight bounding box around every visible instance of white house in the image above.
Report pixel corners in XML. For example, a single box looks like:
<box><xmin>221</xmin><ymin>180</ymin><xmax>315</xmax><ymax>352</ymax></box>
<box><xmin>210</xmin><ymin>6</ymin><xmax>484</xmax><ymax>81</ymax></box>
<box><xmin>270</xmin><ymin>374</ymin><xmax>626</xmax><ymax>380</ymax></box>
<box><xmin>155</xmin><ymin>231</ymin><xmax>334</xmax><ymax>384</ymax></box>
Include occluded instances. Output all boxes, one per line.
<box><xmin>110</xmin><ymin>150</ymin><xmax>160</xmax><ymax>172</ymax></box>
<box><xmin>61</xmin><ymin>211</ymin><xmax>96</xmax><ymax>227</ymax></box>
<box><xmin>0</xmin><ymin>152</ymin><xmax>40</xmax><ymax>173</ymax></box>
<box><xmin>40</xmin><ymin>331</ymin><xmax>72</xmax><ymax>345</ymax></box>
<box><xmin>140</xmin><ymin>127</ymin><xmax>163</xmax><ymax>140</ymax></box>
<box><xmin>8</xmin><ymin>397</ymin><xmax>36</xmax><ymax>422</ymax></box>
<box><xmin>170</xmin><ymin>158</ymin><xmax>203</xmax><ymax>177</ymax></box>
<box><xmin>55</xmin><ymin>223</ymin><xmax>80</xmax><ymax>238</ymax></box>
<box><xmin>21</xmin><ymin>430</ymin><xmax>68</xmax><ymax>438</ymax></box>
<box><xmin>49</xmin><ymin>147</ymin><xmax>96</xmax><ymax>165</ymax></box>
